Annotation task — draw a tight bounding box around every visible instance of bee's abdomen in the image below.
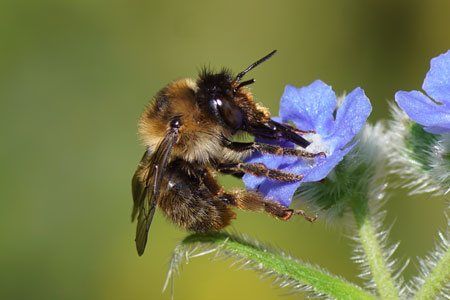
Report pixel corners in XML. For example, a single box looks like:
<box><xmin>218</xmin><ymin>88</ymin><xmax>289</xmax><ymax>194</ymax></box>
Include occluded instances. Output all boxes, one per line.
<box><xmin>158</xmin><ymin>162</ymin><xmax>234</xmax><ymax>232</ymax></box>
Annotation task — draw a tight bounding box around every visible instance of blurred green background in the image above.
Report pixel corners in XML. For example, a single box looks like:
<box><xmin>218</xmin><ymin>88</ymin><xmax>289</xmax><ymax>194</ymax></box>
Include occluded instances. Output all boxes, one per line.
<box><xmin>1</xmin><ymin>1</ymin><xmax>449</xmax><ymax>299</ymax></box>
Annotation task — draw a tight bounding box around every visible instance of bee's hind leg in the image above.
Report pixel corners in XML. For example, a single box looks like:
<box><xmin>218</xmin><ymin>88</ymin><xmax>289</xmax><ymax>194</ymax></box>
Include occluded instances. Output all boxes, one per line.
<box><xmin>219</xmin><ymin>190</ymin><xmax>316</xmax><ymax>223</ymax></box>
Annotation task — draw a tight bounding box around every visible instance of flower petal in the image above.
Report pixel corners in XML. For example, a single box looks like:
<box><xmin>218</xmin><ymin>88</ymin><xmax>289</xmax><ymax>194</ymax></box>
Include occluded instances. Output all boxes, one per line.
<box><xmin>259</xmin><ymin>180</ymin><xmax>302</xmax><ymax>207</ymax></box>
<box><xmin>422</xmin><ymin>50</ymin><xmax>450</xmax><ymax>107</ymax></box>
<box><xmin>421</xmin><ymin>126</ymin><xmax>450</xmax><ymax>134</ymax></box>
<box><xmin>303</xmin><ymin>143</ymin><xmax>356</xmax><ymax>182</ymax></box>
<box><xmin>326</xmin><ymin>88</ymin><xmax>372</xmax><ymax>149</ymax></box>
<box><xmin>279</xmin><ymin>80</ymin><xmax>335</xmax><ymax>135</ymax></box>
<box><xmin>243</xmin><ymin>145</ymin><xmax>354</xmax><ymax>206</ymax></box>
<box><xmin>243</xmin><ymin>139</ymin><xmax>308</xmax><ymax>206</ymax></box>
<box><xmin>243</xmin><ymin>173</ymin><xmax>302</xmax><ymax>207</ymax></box>
<box><xmin>395</xmin><ymin>90</ymin><xmax>450</xmax><ymax>133</ymax></box>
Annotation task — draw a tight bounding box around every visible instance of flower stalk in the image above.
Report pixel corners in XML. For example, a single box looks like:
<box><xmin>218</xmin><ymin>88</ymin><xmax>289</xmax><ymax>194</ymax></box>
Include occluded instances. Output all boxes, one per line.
<box><xmin>351</xmin><ymin>196</ymin><xmax>400</xmax><ymax>300</ymax></box>
<box><xmin>414</xmin><ymin>245</ymin><xmax>450</xmax><ymax>300</ymax></box>
<box><xmin>411</xmin><ymin>217</ymin><xmax>450</xmax><ymax>300</ymax></box>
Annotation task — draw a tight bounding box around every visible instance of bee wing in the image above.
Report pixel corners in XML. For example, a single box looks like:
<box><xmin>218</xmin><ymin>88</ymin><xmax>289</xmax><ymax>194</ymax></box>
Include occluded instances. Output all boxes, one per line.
<box><xmin>131</xmin><ymin>151</ymin><xmax>150</xmax><ymax>221</ymax></box>
<box><xmin>132</xmin><ymin>129</ymin><xmax>179</xmax><ymax>256</ymax></box>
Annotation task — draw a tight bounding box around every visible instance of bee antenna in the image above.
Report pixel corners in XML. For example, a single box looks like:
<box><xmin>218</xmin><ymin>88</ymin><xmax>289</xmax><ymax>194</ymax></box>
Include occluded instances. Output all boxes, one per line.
<box><xmin>234</xmin><ymin>79</ymin><xmax>256</xmax><ymax>92</ymax></box>
<box><xmin>235</xmin><ymin>50</ymin><xmax>277</xmax><ymax>82</ymax></box>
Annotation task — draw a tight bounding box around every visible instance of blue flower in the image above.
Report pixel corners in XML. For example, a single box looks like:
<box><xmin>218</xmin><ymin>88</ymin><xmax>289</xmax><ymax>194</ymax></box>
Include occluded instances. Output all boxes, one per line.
<box><xmin>243</xmin><ymin>80</ymin><xmax>372</xmax><ymax>206</ymax></box>
<box><xmin>395</xmin><ymin>50</ymin><xmax>450</xmax><ymax>134</ymax></box>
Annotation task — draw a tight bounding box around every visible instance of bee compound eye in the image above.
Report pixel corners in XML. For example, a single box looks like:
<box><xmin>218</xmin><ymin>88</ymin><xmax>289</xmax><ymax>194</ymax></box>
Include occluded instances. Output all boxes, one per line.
<box><xmin>170</xmin><ymin>117</ymin><xmax>181</xmax><ymax>129</ymax></box>
<box><xmin>214</xmin><ymin>98</ymin><xmax>243</xmax><ymax>131</ymax></box>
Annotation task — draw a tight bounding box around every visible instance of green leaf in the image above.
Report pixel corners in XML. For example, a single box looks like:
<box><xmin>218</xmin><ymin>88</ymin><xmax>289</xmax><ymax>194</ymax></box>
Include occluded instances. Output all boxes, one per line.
<box><xmin>165</xmin><ymin>232</ymin><xmax>376</xmax><ymax>300</ymax></box>
<box><xmin>404</xmin><ymin>122</ymin><xmax>438</xmax><ymax>171</ymax></box>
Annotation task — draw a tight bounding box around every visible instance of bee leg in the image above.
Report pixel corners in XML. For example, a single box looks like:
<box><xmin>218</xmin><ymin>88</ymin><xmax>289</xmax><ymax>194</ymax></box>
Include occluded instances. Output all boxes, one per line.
<box><xmin>215</xmin><ymin>166</ymin><xmax>244</xmax><ymax>178</ymax></box>
<box><xmin>285</xmin><ymin>209</ymin><xmax>317</xmax><ymax>222</ymax></box>
<box><xmin>281</xmin><ymin>122</ymin><xmax>316</xmax><ymax>135</ymax></box>
<box><xmin>219</xmin><ymin>190</ymin><xmax>316</xmax><ymax>222</ymax></box>
<box><xmin>217</xmin><ymin>162</ymin><xmax>303</xmax><ymax>182</ymax></box>
<box><xmin>197</xmin><ymin>169</ymin><xmax>315</xmax><ymax>223</ymax></box>
<box><xmin>223</xmin><ymin>139</ymin><xmax>326</xmax><ymax>159</ymax></box>
<box><xmin>252</xmin><ymin>142</ymin><xmax>326</xmax><ymax>158</ymax></box>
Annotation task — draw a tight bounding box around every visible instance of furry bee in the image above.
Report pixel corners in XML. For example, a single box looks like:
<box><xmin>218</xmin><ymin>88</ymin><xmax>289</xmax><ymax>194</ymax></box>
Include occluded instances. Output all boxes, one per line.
<box><xmin>132</xmin><ymin>51</ymin><xmax>322</xmax><ymax>256</ymax></box>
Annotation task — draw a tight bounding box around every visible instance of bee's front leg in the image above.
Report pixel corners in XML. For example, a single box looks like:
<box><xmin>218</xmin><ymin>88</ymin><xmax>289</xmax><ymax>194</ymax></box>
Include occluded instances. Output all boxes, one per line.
<box><xmin>217</xmin><ymin>161</ymin><xmax>303</xmax><ymax>182</ymax></box>
<box><xmin>280</xmin><ymin>122</ymin><xmax>316</xmax><ymax>135</ymax></box>
<box><xmin>222</xmin><ymin>139</ymin><xmax>325</xmax><ymax>159</ymax></box>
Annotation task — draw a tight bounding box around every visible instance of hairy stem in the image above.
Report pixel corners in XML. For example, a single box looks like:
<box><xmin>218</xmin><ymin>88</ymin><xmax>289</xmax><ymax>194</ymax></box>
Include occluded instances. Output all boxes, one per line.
<box><xmin>413</xmin><ymin>243</ymin><xmax>450</xmax><ymax>300</ymax></box>
<box><xmin>351</xmin><ymin>197</ymin><xmax>400</xmax><ymax>300</ymax></box>
<box><xmin>178</xmin><ymin>232</ymin><xmax>376</xmax><ymax>300</ymax></box>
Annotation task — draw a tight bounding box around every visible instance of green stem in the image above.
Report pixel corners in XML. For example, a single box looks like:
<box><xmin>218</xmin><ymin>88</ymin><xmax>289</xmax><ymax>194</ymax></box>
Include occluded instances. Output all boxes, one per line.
<box><xmin>181</xmin><ymin>233</ymin><xmax>376</xmax><ymax>300</ymax></box>
<box><xmin>351</xmin><ymin>197</ymin><xmax>400</xmax><ymax>300</ymax></box>
<box><xmin>413</xmin><ymin>243</ymin><xmax>450</xmax><ymax>300</ymax></box>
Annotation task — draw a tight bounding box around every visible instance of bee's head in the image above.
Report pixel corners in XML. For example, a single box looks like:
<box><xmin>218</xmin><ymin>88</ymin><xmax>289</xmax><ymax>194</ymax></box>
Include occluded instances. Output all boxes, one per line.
<box><xmin>197</xmin><ymin>69</ymin><xmax>243</xmax><ymax>133</ymax></box>
<box><xmin>197</xmin><ymin>50</ymin><xmax>277</xmax><ymax>134</ymax></box>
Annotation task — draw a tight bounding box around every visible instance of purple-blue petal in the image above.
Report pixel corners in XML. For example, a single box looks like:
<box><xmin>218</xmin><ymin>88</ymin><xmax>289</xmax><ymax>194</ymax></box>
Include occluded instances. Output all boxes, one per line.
<box><xmin>395</xmin><ymin>90</ymin><xmax>450</xmax><ymax>132</ymax></box>
<box><xmin>243</xmin><ymin>145</ymin><xmax>354</xmax><ymax>206</ymax></box>
<box><xmin>279</xmin><ymin>80</ymin><xmax>335</xmax><ymax>135</ymax></box>
<box><xmin>326</xmin><ymin>88</ymin><xmax>372</xmax><ymax>149</ymax></box>
<box><xmin>303</xmin><ymin>143</ymin><xmax>356</xmax><ymax>182</ymax></box>
<box><xmin>243</xmin><ymin>175</ymin><xmax>302</xmax><ymax>207</ymax></box>
<box><xmin>422</xmin><ymin>50</ymin><xmax>450</xmax><ymax>107</ymax></box>
<box><xmin>423</xmin><ymin>126</ymin><xmax>450</xmax><ymax>134</ymax></box>
<box><xmin>243</xmin><ymin>141</ymin><xmax>309</xmax><ymax>206</ymax></box>
<box><xmin>242</xmin><ymin>156</ymin><xmax>305</xmax><ymax>207</ymax></box>
<box><xmin>242</xmin><ymin>174</ymin><xmax>265</xmax><ymax>195</ymax></box>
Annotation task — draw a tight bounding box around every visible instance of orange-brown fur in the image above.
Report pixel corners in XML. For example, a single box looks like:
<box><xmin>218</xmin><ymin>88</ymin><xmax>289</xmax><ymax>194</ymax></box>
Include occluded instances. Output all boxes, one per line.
<box><xmin>140</xmin><ymin>79</ymin><xmax>234</xmax><ymax>165</ymax></box>
<box><xmin>232</xmin><ymin>86</ymin><xmax>271</xmax><ymax>123</ymax></box>
<box><xmin>139</xmin><ymin>78</ymin><xmax>270</xmax><ymax>165</ymax></box>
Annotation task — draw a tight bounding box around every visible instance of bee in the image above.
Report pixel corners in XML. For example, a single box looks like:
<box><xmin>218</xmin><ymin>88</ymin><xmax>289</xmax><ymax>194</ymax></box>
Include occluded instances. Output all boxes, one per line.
<box><xmin>132</xmin><ymin>50</ymin><xmax>322</xmax><ymax>256</ymax></box>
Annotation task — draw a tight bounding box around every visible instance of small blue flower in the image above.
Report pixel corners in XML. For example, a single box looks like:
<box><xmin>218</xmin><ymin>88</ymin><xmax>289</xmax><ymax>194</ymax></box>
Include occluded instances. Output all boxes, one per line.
<box><xmin>395</xmin><ymin>50</ymin><xmax>450</xmax><ymax>134</ymax></box>
<box><xmin>243</xmin><ymin>80</ymin><xmax>372</xmax><ymax>206</ymax></box>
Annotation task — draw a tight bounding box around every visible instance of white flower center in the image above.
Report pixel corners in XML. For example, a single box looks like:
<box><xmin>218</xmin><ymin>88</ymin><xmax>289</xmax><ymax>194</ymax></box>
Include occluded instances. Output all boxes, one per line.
<box><xmin>300</xmin><ymin>132</ymin><xmax>330</xmax><ymax>155</ymax></box>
